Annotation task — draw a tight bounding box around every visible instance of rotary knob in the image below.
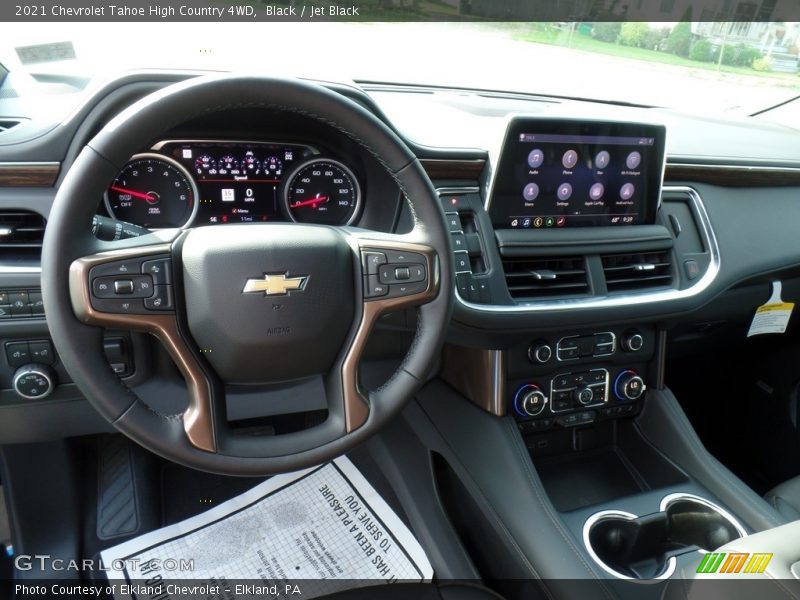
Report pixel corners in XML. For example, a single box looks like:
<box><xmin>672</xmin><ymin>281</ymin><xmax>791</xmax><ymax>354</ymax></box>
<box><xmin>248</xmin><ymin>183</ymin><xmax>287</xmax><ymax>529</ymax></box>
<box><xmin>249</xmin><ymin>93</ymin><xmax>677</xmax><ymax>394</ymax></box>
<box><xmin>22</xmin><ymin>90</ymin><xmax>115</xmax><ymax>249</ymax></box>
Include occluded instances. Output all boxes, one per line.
<box><xmin>623</xmin><ymin>330</ymin><xmax>644</xmax><ymax>352</ymax></box>
<box><xmin>574</xmin><ymin>385</ymin><xmax>595</xmax><ymax>405</ymax></box>
<box><xmin>614</xmin><ymin>370</ymin><xmax>646</xmax><ymax>401</ymax></box>
<box><xmin>528</xmin><ymin>340</ymin><xmax>553</xmax><ymax>364</ymax></box>
<box><xmin>513</xmin><ymin>384</ymin><xmax>547</xmax><ymax>417</ymax></box>
<box><xmin>13</xmin><ymin>364</ymin><xmax>56</xmax><ymax>400</ymax></box>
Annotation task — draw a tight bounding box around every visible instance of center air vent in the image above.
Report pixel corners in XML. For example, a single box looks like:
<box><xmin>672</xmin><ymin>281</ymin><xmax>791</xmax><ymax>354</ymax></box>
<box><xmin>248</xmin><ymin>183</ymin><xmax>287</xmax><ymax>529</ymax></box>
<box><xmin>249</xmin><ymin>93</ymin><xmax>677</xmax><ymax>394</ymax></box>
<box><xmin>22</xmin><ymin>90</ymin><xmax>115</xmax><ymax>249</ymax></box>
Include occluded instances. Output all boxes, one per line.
<box><xmin>502</xmin><ymin>256</ymin><xmax>589</xmax><ymax>300</ymax></box>
<box><xmin>602</xmin><ymin>251</ymin><xmax>673</xmax><ymax>293</ymax></box>
<box><xmin>0</xmin><ymin>210</ymin><xmax>46</xmax><ymax>264</ymax></box>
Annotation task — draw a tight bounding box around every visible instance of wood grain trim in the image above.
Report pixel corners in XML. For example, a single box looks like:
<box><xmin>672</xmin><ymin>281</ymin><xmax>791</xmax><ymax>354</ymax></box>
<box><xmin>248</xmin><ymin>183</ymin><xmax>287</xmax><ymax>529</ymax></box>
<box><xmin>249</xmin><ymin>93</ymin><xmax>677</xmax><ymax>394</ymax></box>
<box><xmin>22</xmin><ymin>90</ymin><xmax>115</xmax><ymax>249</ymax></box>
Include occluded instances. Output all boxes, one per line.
<box><xmin>666</xmin><ymin>163</ymin><xmax>800</xmax><ymax>187</ymax></box>
<box><xmin>0</xmin><ymin>163</ymin><xmax>60</xmax><ymax>187</ymax></box>
<box><xmin>421</xmin><ymin>158</ymin><xmax>485</xmax><ymax>181</ymax></box>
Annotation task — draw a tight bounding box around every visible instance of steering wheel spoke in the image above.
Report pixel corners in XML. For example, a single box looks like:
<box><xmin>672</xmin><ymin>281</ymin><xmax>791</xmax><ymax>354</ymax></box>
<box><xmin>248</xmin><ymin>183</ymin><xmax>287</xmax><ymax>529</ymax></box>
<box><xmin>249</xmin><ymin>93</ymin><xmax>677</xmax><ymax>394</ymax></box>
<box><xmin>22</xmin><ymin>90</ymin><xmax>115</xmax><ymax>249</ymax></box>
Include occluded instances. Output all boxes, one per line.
<box><xmin>68</xmin><ymin>240</ymin><xmax>218</xmax><ymax>453</ymax></box>
<box><xmin>338</xmin><ymin>233</ymin><xmax>440</xmax><ymax>432</ymax></box>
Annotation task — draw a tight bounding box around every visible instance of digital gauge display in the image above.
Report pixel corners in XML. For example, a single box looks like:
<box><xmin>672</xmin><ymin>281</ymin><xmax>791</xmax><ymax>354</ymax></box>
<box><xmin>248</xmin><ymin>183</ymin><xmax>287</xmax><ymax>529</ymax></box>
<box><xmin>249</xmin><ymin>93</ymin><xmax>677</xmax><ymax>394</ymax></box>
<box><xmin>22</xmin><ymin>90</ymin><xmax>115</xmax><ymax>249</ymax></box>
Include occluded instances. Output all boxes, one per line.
<box><xmin>159</xmin><ymin>141</ymin><xmax>315</xmax><ymax>225</ymax></box>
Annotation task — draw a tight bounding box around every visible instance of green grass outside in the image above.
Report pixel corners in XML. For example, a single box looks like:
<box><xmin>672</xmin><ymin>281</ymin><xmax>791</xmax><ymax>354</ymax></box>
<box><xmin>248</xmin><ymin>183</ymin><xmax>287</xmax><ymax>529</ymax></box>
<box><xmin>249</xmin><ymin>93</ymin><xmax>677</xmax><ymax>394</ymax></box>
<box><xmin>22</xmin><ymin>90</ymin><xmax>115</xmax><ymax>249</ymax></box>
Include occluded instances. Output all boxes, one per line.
<box><xmin>507</xmin><ymin>23</ymin><xmax>800</xmax><ymax>85</ymax></box>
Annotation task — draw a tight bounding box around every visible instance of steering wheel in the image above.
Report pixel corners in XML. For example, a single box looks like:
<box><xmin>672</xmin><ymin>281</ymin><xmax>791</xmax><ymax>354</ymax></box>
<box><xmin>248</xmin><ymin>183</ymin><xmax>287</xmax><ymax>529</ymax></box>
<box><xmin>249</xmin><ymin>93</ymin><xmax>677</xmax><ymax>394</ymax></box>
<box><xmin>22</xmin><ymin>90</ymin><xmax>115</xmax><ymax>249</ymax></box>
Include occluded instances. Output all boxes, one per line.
<box><xmin>41</xmin><ymin>75</ymin><xmax>453</xmax><ymax>476</ymax></box>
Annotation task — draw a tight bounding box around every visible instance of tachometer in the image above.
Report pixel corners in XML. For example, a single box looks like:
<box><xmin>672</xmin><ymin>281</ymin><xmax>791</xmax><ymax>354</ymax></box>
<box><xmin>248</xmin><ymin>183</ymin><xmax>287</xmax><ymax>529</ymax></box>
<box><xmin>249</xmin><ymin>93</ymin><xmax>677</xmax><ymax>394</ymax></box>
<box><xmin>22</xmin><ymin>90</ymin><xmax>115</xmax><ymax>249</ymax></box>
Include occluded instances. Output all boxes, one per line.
<box><xmin>283</xmin><ymin>159</ymin><xmax>361</xmax><ymax>225</ymax></box>
<box><xmin>104</xmin><ymin>153</ymin><xmax>198</xmax><ymax>229</ymax></box>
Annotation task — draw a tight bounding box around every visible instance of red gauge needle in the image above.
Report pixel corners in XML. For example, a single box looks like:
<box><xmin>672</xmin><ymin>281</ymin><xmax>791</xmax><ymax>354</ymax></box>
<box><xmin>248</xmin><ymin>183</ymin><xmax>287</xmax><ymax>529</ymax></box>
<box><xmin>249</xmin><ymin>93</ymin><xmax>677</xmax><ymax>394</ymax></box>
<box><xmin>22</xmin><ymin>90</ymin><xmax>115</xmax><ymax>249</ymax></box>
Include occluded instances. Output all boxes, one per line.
<box><xmin>290</xmin><ymin>195</ymin><xmax>329</xmax><ymax>209</ymax></box>
<box><xmin>110</xmin><ymin>186</ymin><xmax>157</xmax><ymax>203</ymax></box>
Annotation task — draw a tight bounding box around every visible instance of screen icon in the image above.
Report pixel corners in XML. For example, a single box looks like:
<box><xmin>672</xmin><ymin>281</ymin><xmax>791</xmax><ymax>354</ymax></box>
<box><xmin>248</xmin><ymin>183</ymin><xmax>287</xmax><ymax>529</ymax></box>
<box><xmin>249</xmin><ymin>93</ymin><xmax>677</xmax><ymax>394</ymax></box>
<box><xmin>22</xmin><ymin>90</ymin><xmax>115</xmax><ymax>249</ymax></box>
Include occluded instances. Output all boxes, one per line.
<box><xmin>533</xmin><ymin>217</ymin><xmax>544</xmax><ymax>228</ymax></box>
<box><xmin>589</xmin><ymin>183</ymin><xmax>605</xmax><ymax>200</ymax></box>
<box><xmin>523</xmin><ymin>183</ymin><xmax>540</xmax><ymax>202</ymax></box>
<box><xmin>527</xmin><ymin>149</ymin><xmax>544</xmax><ymax>169</ymax></box>
<box><xmin>557</xmin><ymin>183</ymin><xmax>573</xmax><ymax>201</ymax></box>
<box><xmin>620</xmin><ymin>183</ymin><xmax>635</xmax><ymax>200</ymax></box>
<box><xmin>510</xmin><ymin>218</ymin><xmax>519</xmax><ymax>227</ymax></box>
<box><xmin>562</xmin><ymin>150</ymin><xmax>578</xmax><ymax>169</ymax></box>
<box><xmin>594</xmin><ymin>150</ymin><xmax>610</xmax><ymax>169</ymax></box>
<box><xmin>626</xmin><ymin>151</ymin><xmax>642</xmax><ymax>170</ymax></box>
<box><xmin>221</xmin><ymin>188</ymin><xmax>235</xmax><ymax>202</ymax></box>
<box><xmin>522</xmin><ymin>218</ymin><xmax>532</xmax><ymax>228</ymax></box>
<box><xmin>556</xmin><ymin>216</ymin><xmax>566</xmax><ymax>227</ymax></box>
<box><xmin>545</xmin><ymin>217</ymin><xmax>556</xmax><ymax>227</ymax></box>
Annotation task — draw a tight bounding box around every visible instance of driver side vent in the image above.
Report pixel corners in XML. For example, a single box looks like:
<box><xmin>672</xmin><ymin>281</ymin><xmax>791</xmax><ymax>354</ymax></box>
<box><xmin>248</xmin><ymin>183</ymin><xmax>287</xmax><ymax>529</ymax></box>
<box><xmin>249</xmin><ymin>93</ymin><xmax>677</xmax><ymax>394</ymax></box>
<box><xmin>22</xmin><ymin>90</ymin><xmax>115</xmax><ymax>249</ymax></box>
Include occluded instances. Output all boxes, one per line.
<box><xmin>0</xmin><ymin>118</ymin><xmax>24</xmax><ymax>134</ymax></box>
<box><xmin>502</xmin><ymin>256</ymin><xmax>589</xmax><ymax>299</ymax></box>
<box><xmin>602</xmin><ymin>251</ymin><xmax>673</xmax><ymax>293</ymax></box>
<box><xmin>0</xmin><ymin>210</ymin><xmax>46</xmax><ymax>261</ymax></box>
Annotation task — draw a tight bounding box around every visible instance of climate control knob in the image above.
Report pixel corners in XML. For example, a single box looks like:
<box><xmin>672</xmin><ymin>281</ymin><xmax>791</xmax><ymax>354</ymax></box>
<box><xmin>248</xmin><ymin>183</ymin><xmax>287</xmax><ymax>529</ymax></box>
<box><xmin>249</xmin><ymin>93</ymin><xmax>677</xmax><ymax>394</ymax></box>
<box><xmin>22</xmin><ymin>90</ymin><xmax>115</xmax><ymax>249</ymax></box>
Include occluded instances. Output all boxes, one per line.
<box><xmin>513</xmin><ymin>384</ymin><xmax>547</xmax><ymax>417</ymax></box>
<box><xmin>528</xmin><ymin>341</ymin><xmax>553</xmax><ymax>364</ymax></box>
<box><xmin>13</xmin><ymin>364</ymin><xmax>56</xmax><ymax>400</ymax></box>
<box><xmin>614</xmin><ymin>370</ymin><xmax>646</xmax><ymax>401</ymax></box>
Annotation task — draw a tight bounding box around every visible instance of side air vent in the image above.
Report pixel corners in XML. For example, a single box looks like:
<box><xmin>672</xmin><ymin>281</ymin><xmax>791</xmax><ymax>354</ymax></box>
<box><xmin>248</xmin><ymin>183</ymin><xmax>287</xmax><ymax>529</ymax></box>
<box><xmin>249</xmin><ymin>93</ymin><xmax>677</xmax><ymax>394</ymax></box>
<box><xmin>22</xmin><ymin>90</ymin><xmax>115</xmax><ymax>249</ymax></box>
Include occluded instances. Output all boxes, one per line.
<box><xmin>502</xmin><ymin>256</ymin><xmax>589</xmax><ymax>299</ymax></box>
<box><xmin>0</xmin><ymin>118</ymin><xmax>24</xmax><ymax>133</ymax></box>
<box><xmin>602</xmin><ymin>251</ymin><xmax>673</xmax><ymax>293</ymax></box>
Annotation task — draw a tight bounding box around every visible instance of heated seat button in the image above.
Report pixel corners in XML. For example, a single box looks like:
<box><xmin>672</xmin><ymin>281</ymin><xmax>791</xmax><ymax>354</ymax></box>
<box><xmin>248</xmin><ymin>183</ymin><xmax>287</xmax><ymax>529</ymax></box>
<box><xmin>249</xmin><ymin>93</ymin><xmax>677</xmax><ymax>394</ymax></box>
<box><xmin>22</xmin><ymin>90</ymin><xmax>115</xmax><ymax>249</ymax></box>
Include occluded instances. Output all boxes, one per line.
<box><xmin>144</xmin><ymin>285</ymin><xmax>174</xmax><ymax>311</ymax></box>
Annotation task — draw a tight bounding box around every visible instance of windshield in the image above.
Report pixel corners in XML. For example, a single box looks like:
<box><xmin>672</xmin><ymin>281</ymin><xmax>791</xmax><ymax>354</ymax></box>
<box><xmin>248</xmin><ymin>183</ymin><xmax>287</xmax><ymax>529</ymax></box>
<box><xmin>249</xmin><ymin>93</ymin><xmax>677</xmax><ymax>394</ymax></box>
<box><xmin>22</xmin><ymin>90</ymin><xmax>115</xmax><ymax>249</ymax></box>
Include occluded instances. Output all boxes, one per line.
<box><xmin>2</xmin><ymin>21</ymin><xmax>799</xmax><ymax>125</ymax></box>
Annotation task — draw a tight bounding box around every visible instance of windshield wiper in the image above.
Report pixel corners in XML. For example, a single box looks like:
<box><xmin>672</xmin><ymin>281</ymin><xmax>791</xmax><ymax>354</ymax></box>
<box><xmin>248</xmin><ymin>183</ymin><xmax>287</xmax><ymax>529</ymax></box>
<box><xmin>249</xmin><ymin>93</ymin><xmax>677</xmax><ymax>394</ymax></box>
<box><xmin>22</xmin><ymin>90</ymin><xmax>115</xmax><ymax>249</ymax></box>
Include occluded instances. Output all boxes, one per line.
<box><xmin>751</xmin><ymin>94</ymin><xmax>800</xmax><ymax>117</ymax></box>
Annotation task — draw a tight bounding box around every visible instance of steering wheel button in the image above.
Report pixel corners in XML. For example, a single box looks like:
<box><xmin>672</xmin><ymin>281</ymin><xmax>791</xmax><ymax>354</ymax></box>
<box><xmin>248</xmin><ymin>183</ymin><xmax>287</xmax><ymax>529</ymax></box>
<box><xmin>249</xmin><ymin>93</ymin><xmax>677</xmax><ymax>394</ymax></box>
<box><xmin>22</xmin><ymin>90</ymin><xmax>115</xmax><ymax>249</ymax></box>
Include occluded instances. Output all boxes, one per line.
<box><xmin>387</xmin><ymin>281</ymin><xmax>427</xmax><ymax>299</ymax></box>
<box><xmin>90</xmin><ymin>259</ymin><xmax>144</xmax><ymax>278</ymax></box>
<box><xmin>361</xmin><ymin>251</ymin><xmax>387</xmax><ymax>276</ymax></box>
<box><xmin>144</xmin><ymin>285</ymin><xmax>174</xmax><ymax>311</ymax></box>
<box><xmin>91</xmin><ymin>298</ymin><xmax>148</xmax><ymax>315</ymax></box>
<box><xmin>384</xmin><ymin>250</ymin><xmax>425</xmax><ymax>265</ymax></box>
<box><xmin>395</xmin><ymin>267</ymin><xmax>411</xmax><ymax>281</ymax></box>
<box><xmin>114</xmin><ymin>280</ymin><xmax>135</xmax><ymax>295</ymax></box>
<box><xmin>364</xmin><ymin>275</ymin><xmax>388</xmax><ymax>299</ymax></box>
<box><xmin>141</xmin><ymin>258</ymin><xmax>172</xmax><ymax>285</ymax></box>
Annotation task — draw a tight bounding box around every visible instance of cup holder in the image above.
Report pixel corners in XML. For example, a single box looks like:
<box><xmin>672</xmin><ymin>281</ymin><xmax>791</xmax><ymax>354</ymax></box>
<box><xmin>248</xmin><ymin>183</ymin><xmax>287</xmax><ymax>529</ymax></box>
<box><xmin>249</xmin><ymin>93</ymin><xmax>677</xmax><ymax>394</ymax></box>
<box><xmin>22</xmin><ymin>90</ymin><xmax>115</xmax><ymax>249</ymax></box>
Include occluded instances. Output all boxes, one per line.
<box><xmin>583</xmin><ymin>494</ymin><xmax>747</xmax><ymax>580</ymax></box>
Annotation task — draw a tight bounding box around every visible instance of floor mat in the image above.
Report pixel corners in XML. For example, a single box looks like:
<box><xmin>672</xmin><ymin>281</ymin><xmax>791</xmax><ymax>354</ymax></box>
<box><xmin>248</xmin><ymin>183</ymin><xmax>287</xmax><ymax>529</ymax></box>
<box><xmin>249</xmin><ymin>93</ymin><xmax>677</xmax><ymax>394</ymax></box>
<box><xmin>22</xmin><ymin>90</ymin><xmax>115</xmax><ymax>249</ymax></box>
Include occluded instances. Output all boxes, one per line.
<box><xmin>102</xmin><ymin>456</ymin><xmax>433</xmax><ymax>599</ymax></box>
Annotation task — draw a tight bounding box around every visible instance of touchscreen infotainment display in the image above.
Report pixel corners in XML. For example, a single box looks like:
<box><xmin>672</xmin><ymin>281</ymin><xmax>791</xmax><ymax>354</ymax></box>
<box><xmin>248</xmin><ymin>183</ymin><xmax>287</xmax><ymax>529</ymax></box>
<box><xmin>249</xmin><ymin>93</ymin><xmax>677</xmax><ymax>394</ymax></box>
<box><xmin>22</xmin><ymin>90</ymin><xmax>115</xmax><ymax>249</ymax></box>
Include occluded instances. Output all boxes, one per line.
<box><xmin>489</xmin><ymin>119</ymin><xmax>666</xmax><ymax>229</ymax></box>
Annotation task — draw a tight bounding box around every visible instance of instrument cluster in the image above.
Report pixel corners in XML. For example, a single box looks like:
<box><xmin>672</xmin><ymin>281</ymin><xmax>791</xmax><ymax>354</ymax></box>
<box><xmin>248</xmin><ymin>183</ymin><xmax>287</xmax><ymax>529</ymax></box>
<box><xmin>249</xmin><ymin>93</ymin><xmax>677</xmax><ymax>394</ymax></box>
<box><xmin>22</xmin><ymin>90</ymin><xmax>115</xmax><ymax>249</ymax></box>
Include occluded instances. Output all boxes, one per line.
<box><xmin>103</xmin><ymin>140</ymin><xmax>363</xmax><ymax>229</ymax></box>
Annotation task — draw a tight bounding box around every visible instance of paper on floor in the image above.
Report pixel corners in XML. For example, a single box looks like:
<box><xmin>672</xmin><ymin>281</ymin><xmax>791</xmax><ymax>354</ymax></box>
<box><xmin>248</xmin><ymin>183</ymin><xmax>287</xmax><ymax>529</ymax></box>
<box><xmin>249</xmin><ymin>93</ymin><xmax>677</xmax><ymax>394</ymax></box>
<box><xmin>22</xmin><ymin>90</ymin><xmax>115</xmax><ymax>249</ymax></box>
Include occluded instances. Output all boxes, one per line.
<box><xmin>100</xmin><ymin>456</ymin><xmax>433</xmax><ymax>599</ymax></box>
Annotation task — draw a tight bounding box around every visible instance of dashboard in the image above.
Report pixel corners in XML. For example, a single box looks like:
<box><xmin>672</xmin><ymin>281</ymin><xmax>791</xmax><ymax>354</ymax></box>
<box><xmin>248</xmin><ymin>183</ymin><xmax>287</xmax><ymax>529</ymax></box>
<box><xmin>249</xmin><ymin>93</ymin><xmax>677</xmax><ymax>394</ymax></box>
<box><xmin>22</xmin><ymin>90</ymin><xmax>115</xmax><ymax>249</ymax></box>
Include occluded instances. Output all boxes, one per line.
<box><xmin>0</xmin><ymin>70</ymin><xmax>800</xmax><ymax>445</ymax></box>
<box><xmin>103</xmin><ymin>140</ymin><xmax>363</xmax><ymax>229</ymax></box>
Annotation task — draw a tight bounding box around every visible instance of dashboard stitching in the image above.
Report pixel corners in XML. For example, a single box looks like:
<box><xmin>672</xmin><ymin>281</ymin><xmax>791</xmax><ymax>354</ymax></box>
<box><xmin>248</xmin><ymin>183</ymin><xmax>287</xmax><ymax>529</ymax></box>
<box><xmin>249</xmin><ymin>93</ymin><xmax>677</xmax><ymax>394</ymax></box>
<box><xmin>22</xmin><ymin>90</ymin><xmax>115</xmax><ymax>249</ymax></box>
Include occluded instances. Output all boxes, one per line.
<box><xmin>504</xmin><ymin>417</ymin><xmax>618</xmax><ymax>593</ymax></box>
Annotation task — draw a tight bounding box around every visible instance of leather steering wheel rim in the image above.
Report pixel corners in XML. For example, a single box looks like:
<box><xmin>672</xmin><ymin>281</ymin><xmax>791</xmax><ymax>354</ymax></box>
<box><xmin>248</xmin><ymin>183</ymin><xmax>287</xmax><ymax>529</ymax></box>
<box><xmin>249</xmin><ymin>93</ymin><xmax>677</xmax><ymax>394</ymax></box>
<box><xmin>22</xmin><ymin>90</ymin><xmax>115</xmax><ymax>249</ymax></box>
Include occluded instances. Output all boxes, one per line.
<box><xmin>41</xmin><ymin>74</ymin><xmax>453</xmax><ymax>476</ymax></box>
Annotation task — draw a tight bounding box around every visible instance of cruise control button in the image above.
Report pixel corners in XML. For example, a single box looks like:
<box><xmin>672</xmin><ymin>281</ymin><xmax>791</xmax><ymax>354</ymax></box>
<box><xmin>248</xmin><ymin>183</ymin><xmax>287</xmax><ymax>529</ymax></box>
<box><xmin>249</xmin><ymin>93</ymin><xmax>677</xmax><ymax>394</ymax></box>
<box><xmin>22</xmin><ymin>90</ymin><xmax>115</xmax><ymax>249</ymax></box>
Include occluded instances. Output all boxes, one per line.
<box><xmin>144</xmin><ymin>285</ymin><xmax>174</xmax><ymax>310</ymax></box>
<box><xmin>90</xmin><ymin>259</ymin><xmax>143</xmax><ymax>278</ymax></box>
<box><xmin>91</xmin><ymin>298</ymin><xmax>148</xmax><ymax>315</ymax></box>
<box><xmin>141</xmin><ymin>258</ymin><xmax>172</xmax><ymax>285</ymax></box>
<box><xmin>364</xmin><ymin>275</ymin><xmax>388</xmax><ymax>299</ymax></box>
<box><xmin>361</xmin><ymin>251</ymin><xmax>387</xmax><ymax>276</ymax></box>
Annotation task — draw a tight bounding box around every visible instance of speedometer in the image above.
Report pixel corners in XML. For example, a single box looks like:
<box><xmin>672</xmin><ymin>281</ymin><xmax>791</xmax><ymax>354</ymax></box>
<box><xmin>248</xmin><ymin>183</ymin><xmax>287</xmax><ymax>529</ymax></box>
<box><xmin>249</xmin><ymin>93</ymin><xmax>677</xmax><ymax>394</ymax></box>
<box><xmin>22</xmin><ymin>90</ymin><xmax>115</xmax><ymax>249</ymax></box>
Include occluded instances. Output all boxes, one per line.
<box><xmin>283</xmin><ymin>159</ymin><xmax>361</xmax><ymax>225</ymax></box>
<box><xmin>104</xmin><ymin>153</ymin><xmax>198</xmax><ymax>229</ymax></box>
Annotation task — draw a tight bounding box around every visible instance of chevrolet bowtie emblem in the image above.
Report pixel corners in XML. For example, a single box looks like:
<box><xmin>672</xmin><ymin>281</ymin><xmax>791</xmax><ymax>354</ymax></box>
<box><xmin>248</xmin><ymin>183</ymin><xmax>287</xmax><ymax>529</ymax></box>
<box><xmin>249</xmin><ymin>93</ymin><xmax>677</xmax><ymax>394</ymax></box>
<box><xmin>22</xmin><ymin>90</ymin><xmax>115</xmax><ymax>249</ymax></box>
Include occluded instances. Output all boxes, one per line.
<box><xmin>243</xmin><ymin>273</ymin><xmax>308</xmax><ymax>296</ymax></box>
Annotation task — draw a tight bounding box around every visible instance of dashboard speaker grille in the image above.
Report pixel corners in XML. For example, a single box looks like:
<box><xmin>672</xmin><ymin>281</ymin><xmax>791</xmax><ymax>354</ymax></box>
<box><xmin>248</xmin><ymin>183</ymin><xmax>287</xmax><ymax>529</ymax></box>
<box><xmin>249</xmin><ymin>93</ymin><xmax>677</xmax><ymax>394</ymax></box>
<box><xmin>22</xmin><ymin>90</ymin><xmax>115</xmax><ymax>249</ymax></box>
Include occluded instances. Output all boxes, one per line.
<box><xmin>602</xmin><ymin>251</ymin><xmax>673</xmax><ymax>293</ymax></box>
<box><xmin>502</xmin><ymin>256</ymin><xmax>589</xmax><ymax>299</ymax></box>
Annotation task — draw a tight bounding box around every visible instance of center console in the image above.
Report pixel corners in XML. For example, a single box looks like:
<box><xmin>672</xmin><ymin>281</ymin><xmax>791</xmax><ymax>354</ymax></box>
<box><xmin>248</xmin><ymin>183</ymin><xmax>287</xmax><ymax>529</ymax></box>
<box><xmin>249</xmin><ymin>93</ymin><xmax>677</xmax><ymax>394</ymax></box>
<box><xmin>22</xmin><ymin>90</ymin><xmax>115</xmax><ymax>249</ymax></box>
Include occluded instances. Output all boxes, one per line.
<box><xmin>411</xmin><ymin>115</ymin><xmax>787</xmax><ymax>594</ymax></box>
